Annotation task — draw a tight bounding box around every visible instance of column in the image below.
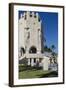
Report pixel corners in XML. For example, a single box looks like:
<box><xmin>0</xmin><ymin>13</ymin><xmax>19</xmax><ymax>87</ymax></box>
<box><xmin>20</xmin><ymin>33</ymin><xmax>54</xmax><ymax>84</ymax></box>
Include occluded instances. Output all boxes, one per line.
<box><xmin>42</xmin><ymin>57</ymin><xmax>49</xmax><ymax>71</ymax></box>
<box><xmin>31</xmin><ymin>58</ymin><xmax>34</xmax><ymax>66</ymax></box>
<box><xmin>36</xmin><ymin>58</ymin><xmax>39</xmax><ymax>67</ymax></box>
<box><xmin>36</xmin><ymin>58</ymin><xmax>39</xmax><ymax>62</ymax></box>
<box><xmin>27</xmin><ymin>59</ymin><xmax>30</xmax><ymax>66</ymax></box>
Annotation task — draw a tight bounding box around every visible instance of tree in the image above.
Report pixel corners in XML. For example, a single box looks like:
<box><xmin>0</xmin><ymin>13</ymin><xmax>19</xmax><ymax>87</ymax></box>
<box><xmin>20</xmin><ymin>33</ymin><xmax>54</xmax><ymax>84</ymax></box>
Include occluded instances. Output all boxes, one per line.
<box><xmin>44</xmin><ymin>45</ymin><xmax>48</xmax><ymax>51</ymax></box>
<box><xmin>48</xmin><ymin>48</ymin><xmax>52</xmax><ymax>52</ymax></box>
<box><xmin>51</xmin><ymin>45</ymin><xmax>57</xmax><ymax>63</ymax></box>
<box><xmin>51</xmin><ymin>45</ymin><xmax>56</xmax><ymax>52</ymax></box>
<box><xmin>52</xmin><ymin>52</ymin><xmax>57</xmax><ymax>63</ymax></box>
<box><xmin>44</xmin><ymin>45</ymin><xmax>52</xmax><ymax>52</ymax></box>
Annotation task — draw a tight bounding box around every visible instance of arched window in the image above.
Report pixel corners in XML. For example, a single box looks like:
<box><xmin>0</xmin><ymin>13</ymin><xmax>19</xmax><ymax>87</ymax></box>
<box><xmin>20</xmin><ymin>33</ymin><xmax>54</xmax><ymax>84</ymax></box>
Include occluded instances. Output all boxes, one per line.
<box><xmin>29</xmin><ymin>46</ymin><xmax>37</xmax><ymax>53</ymax></box>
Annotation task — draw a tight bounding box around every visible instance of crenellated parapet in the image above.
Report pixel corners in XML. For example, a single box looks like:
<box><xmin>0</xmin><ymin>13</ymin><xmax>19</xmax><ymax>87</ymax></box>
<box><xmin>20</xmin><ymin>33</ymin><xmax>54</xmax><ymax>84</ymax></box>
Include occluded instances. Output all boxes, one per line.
<box><xmin>20</xmin><ymin>11</ymin><xmax>41</xmax><ymax>22</ymax></box>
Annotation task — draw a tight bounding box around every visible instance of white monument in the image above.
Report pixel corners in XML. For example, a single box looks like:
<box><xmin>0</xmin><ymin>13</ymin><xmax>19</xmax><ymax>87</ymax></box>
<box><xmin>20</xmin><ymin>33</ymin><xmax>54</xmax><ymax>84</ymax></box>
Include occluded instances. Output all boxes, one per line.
<box><xmin>18</xmin><ymin>11</ymin><xmax>53</xmax><ymax>70</ymax></box>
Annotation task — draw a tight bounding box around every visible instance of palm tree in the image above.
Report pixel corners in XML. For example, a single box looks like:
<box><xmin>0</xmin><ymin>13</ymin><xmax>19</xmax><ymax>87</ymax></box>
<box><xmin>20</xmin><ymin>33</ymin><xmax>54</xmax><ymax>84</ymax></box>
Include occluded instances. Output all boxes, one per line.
<box><xmin>44</xmin><ymin>45</ymin><xmax>48</xmax><ymax>52</ymax></box>
<box><xmin>51</xmin><ymin>45</ymin><xmax>56</xmax><ymax>52</ymax></box>
<box><xmin>48</xmin><ymin>48</ymin><xmax>52</xmax><ymax>52</ymax></box>
<box><xmin>44</xmin><ymin>45</ymin><xmax>52</xmax><ymax>52</ymax></box>
<box><xmin>51</xmin><ymin>45</ymin><xmax>56</xmax><ymax>63</ymax></box>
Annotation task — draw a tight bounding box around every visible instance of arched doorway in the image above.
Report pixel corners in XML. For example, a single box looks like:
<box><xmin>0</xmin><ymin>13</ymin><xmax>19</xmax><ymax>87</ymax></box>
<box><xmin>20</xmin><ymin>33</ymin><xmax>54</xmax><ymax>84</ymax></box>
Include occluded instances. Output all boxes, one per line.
<box><xmin>29</xmin><ymin>46</ymin><xmax>37</xmax><ymax>53</ymax></box>
<box><xmin>28</xmin><ymin>46</ymin><xmax>37</xmax><ymax>66</ymax></box>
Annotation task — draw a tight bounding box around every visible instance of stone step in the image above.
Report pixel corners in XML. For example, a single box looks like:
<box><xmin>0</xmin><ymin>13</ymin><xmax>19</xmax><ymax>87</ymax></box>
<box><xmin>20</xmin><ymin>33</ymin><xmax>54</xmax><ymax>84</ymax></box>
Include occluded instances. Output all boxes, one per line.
<box><xmin>26</xmin><ymin>53</ymin><xmax>44</xmax><ymax>58</ymax></box>
<box><xmin>19</xmin><ymin>53</ymin><xmax>45</xmax><ymax>60</ymax></box>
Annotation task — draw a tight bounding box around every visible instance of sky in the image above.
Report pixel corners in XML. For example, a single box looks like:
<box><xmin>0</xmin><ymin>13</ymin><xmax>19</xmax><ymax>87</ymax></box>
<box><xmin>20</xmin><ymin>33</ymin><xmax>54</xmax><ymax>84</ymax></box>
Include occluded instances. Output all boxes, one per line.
<box><xmin>19</xmin><ymin>11</ymin><xmax>58</xmax><ymax>53</ymax></box>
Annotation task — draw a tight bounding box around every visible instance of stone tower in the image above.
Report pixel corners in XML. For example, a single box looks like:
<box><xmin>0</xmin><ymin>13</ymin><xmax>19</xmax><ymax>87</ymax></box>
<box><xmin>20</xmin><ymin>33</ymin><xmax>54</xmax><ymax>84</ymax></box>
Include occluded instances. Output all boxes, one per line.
<box><xmin>19</xmin><ymin>11</ymin><xmax>43</xmax><ymax>56</ymax></box>
<box><xmin>18</xmin><ymin>11</ymin><xmax>44</xmax><ymax>66</ymax></box>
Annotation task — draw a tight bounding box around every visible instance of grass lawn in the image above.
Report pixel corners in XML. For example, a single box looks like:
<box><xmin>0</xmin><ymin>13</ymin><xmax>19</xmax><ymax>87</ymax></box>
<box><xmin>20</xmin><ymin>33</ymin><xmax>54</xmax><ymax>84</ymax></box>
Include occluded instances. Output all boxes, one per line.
<box><xmin>19</xmin><ymin>64</ymin><xmax>58</xmax><ymax>79</ymax></box>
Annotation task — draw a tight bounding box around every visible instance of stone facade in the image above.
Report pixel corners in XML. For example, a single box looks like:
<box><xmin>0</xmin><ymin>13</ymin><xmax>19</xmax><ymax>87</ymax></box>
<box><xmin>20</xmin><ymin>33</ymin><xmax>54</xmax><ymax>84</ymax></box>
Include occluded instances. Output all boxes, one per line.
<box><xmin>18</xmin><ymin>11</ymin><xmax>42</xmax><ymax>56</ymax></box>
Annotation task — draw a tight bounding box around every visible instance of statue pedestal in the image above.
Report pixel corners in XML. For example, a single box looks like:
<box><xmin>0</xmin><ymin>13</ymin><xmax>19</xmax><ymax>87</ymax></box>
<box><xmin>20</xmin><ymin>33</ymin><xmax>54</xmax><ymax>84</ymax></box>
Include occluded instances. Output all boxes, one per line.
<box><xmin>42</xmin><ymin>56</ymin><xmax>50</xmax><ymax>71</ymax></box>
